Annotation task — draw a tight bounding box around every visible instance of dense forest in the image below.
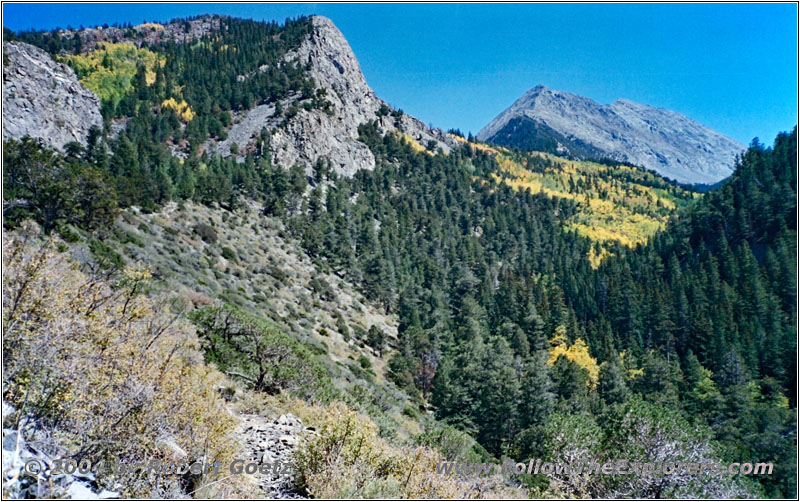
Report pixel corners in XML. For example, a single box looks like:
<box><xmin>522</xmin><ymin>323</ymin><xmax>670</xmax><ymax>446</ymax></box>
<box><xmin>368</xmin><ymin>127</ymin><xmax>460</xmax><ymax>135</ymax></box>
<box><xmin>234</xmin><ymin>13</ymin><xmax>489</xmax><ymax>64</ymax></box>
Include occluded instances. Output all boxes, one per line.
<box><xmin>284</xmin><ymin>126</ymin><xmax>797</xmax><ymax>497</ymax></box>
<box><xmin>2</xmin><ymin>14</ymin><xmax>797</xmax><ymax>499</ymax></box>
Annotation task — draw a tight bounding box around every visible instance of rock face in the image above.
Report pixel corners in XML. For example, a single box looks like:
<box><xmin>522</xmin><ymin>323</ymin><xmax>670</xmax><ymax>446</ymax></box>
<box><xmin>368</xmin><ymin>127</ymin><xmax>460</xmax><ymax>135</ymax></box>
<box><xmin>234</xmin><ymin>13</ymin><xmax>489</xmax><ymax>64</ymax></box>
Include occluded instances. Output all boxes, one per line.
<box><xmin>209</xmin><ymin>16</ymin><xmax>458</xmax><ymax>176</ymax></box>
<box><xmin>3</xmin><ymin>42</ymin><xmax>103</xmax><ymax>150</ymax></box>
<box><xmin>478</xmin><ymin>85</ymin><xmax>745</xmax><ymax>184</ymax></box>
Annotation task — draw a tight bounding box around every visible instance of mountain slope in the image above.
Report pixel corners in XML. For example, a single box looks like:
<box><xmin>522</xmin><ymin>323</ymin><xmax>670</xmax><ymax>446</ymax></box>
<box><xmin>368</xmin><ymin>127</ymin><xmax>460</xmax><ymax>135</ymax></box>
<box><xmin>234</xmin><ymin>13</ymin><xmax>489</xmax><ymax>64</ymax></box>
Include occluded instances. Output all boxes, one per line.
<box><xmin>478</xmin><ymin>85</ymin><xmax>745</xmax><ymax>185</ymax></box>
<box><xmin>2</xmin><ymin>13</ymin><xmax>796</xmax><ymax>500</ymax></box>
<box><xmin>204</xmin><ymin>16</ymin><xmax>458</xmax><ymax>176</ymax></box>
<box><xmin>472</xmin><ymin>141</ymin><xmax>697</xmax><ymax>266</ymax></box>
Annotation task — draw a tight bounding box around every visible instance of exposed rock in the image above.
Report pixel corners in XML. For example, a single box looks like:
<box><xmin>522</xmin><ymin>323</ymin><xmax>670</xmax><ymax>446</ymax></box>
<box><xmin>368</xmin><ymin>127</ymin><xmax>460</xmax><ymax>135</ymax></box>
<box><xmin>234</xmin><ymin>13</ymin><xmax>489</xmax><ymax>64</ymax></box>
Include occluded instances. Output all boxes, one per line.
<box><xmin>207</xmin><ymin>16</ymin><xmax>458</xmax><ymax>177</ymax></box>
<box><xmin>2</xmin><ymin>42</ymin><xmax>103</xmax><ymax>150</ymax></box>
<box><xmin>478</xmin><ymin>85</ymin><xmax>745</xmax><ymax>184</ymax></box>
<box><xmin>236</xmin><ymin>413</ymin><xmax>306</xmax><ymax>498</ymax></box>
<box><xmin>58</xmin><ymin>16</ymin><xmax>222</xmax><ymax>53</ymax></box>
<box><xmin>2</xmin><ymin>403</ymin><xmax>118</xmax><ymax>499</ymax></box>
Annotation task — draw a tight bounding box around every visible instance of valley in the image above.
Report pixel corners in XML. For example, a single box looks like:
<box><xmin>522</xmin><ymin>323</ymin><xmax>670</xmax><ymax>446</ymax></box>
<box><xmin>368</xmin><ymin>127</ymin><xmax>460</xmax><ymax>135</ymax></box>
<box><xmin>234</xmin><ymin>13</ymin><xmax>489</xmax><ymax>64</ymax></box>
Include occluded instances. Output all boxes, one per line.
<box><xmin>1</xmin><ymin>11</ymin><xmax>796</xmax><ymax>501</ymax></box>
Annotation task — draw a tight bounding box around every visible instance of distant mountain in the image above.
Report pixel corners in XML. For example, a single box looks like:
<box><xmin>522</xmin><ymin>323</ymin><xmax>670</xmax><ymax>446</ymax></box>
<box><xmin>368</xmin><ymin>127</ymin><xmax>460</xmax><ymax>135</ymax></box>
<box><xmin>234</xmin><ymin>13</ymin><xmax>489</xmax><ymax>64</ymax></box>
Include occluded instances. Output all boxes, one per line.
<box><xmin>477</xmin><ymin>85</ymin><xmax>745</xmax><ymax>184</ymax></box>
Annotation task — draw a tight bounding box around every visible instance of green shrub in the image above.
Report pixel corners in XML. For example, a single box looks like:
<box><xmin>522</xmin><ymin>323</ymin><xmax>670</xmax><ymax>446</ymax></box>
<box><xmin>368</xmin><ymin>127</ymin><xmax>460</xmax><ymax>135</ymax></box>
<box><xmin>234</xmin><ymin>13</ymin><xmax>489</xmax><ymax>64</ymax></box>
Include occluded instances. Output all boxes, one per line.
<box><xmin>190</xmin><ymin>305</ymin><xmax>336</xmax><ymax>403</ymax></box>
<box><xmin>193</xmin><ymin>223</ymin><xmax>218</xmax><ymax>243</ymax></box>
<box><xmin>415</xmin><ymin>424</ymin><xmax>493</xmax><ymax>463</ymax></box>
<box><xmin>57</xmin><ymin>226</ymin><xmax>81</xmax><ymax>243</ymax></box>
<box><xmin>221</xmin><ymin>246</ymin><xmax>238</xmax><ymax>262</ymax></box>
<box><xmin>401</xmin><ymin>405</ymin><xmax>422</xmax><ymax>420</ymax></box>
<box><xmin>89</xmin><ymin>238</ymin><xmax>125</xmax><ymax>269</ymax></box>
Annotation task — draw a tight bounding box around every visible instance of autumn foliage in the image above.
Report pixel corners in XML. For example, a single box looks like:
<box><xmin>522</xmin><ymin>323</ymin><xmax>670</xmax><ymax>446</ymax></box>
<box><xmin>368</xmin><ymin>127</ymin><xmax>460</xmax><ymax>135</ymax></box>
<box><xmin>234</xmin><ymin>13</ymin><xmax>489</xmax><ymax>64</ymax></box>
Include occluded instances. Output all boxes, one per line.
<box><xmin>2</xmin><ymin>223</ymin><xmax>244</xmax><ymax>497</ymax></box>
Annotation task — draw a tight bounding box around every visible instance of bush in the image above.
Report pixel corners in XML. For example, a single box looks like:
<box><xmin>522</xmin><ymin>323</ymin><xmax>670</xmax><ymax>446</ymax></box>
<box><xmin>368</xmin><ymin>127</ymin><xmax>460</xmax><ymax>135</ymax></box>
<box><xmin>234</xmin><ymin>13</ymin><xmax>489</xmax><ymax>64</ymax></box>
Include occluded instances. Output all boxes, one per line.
<box><xmin>221</xmin><ymin>246</ymin><xmax>238</xmax><ymax>262</ymax></box>
<box><xmin>293</xmin><ymin>401</ymin><xmax>523</xmax><ymax>498</ymax></box>
<box><xmin>309</xmin><ymin>277</ymin><xmax>336</xmax><ymax>302</ymax></box>
<box><xmin>89</xmin><ymin>238</ymin><xmax>125</xmax><ymax>269</ymax></box>
<box><xmin>193</xmin><ymin>223</ymin><xmax>218</xmax><ymax>243</ymax></box>
<box><xmin>2</xmin><ymin>223</ymin><xmax>246</xmax><ymax>498</ymax></box>
<box><xmin>415</xmin><ymin>424</ymin><xmax>493</xmax><ymax>463</ymax></box>
<box><xmin>190</xmin><ymin>305</ymin><xmax>337</xmax><ymax>403</ymax></box>
<box><xmin>267</xmin><ymin>264</ymin><xmax>288</xmax><ymax>283</ymax></box>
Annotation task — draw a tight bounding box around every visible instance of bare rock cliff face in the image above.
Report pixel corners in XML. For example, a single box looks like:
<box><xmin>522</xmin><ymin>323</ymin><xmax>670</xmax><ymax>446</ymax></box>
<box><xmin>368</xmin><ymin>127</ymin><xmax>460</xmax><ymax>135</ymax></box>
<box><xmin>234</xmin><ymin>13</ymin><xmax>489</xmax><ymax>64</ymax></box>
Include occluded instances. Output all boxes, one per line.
<box><xmin>3</xmin><ymin>42</ymin><xmax>103</xmax><ymax>150</ymax></box>
<box><xmin>478</xmin><ymin>85</ymin><xmax>745</xmax><ymax>185</ymax></box>
<box><xmin>217</xmin><ymin>16</ymin><xmax>458</xmax><ymax>176</ymax></box>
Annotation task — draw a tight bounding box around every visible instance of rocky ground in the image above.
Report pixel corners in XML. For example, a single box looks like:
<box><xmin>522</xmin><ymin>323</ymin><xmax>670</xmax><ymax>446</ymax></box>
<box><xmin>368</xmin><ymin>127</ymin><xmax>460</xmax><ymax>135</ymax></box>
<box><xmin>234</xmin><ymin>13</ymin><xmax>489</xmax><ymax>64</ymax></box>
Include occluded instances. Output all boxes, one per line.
<box><xmin>235</xmin><ymin>413</ymin><xmax>311</xmax><ymax>498</ymax></box>
<box><xmin>1</xmin><ymin>401</ymin><xmax>310</xmax><ymax>499</ymax></box>
<box><xmin>1</xmin><ymin>402</ymin><xmax>119</xmax><ymax>499</ymax></box>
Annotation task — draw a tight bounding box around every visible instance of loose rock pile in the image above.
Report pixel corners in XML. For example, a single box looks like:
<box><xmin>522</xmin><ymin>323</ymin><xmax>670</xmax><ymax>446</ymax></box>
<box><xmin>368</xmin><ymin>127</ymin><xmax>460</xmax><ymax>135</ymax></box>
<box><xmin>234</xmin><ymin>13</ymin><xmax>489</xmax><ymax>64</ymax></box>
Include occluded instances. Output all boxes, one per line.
<box><xmin>236</xmin><ymin>412</ymin><xmax>313</xmax><ymax>498</ymax></box>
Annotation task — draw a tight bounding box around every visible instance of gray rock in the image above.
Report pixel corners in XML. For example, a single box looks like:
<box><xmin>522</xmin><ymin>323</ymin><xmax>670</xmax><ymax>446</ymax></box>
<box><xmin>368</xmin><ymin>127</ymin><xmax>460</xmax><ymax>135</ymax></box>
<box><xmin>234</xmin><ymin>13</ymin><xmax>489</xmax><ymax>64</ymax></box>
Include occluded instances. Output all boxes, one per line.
<box><xmin>477</xmin><ymin>85</ymin><xmax>745</xmax><ymax>185</ymax></box>
<box><xmin>2</xmin><ymin>430</ymin><xmax>19</xmax><ymax>453</ymax></box>
<box><xmin>2</xmin><ymin>42</ymin><xmax>103</xmax><ymax>150</ymax></box>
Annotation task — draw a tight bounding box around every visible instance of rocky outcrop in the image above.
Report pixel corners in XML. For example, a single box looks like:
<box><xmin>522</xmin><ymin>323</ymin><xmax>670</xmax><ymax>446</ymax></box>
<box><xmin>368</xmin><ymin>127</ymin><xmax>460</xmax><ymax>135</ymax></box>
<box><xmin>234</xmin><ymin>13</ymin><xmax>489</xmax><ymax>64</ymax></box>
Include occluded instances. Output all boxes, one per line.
<box><xmin>478</xmin><ymin>85</ymin><xmax>745</xmax><ymax>185</ymax></box>
<box><xmin>2</xmin><ymin>42</ymin><xmax>103</xmax><ymax>150</ymax></box>
<box><xmin>208</xmin><ymin>16</ymin><xmax>458</xmax><ymax>177</ymax></box>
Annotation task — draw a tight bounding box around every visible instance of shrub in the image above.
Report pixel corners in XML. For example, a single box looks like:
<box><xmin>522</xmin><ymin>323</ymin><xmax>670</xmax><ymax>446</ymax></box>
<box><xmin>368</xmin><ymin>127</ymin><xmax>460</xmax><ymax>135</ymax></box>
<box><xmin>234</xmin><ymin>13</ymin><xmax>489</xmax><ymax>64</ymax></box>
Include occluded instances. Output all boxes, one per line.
<box><xmin>190</xmin><ymin>305</ymin><xmax>336</xmax><ymax>403</ymax></box>
<box><xmin>89</xmin><ymin>238</ymin><xmax>125</xmax><ymax>269</ymax></box>
<box><xmin>335</xmin><ymin>313</ymin><xmax>350</xmax><ymax>341</ymax></box>
<box><xmin>2</xmin><ymin>223</ymin><xmax>245</xmax><ymax>498</ymax></box>
<box><xmin>309</xmin><ymin>277</ymin><xmax>336</xmax><ymax>302</ymax></box>
<box><xmin>415</xmin><ymin>424</ymin><xmax>493</xmax><ymax>463</ymax></box>
<box><xmin>193</xmin><ymin>222</ymin><xmax>218</xmax><ymax>243</ymax></box>
<box><xmin>221</xmin><ymin>246</ymin><xmax>238</xmax><ymax>262</ymax></box>
<box><xmin>402</xmin><ymin>405</ymin><xmax>422</xmax><ymax>420</ymax></box>
<box><xmin>293</xmin><ymin>401</ymin><xmax>524</xmax><ymax>498</ymax></box>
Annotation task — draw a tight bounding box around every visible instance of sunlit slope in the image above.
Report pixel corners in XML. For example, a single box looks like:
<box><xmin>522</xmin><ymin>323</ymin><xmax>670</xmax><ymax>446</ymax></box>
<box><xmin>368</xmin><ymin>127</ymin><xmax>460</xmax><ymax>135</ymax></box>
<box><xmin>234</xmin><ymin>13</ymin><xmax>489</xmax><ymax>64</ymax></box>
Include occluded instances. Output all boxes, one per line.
<box><xmin>60</xmin><ymin>42</ymin><xmax>163</xmax><ymax>109</ymax></box>
<box><xmin>462</xmin><ymin>138</ymin><xmax>698</xmax><ymax>266</ymax></box>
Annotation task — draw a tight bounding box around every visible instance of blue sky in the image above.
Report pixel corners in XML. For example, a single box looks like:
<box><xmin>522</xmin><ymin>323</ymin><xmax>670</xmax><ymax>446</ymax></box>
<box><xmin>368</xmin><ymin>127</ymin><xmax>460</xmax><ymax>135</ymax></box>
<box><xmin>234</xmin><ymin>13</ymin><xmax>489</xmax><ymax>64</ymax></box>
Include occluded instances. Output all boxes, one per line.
<box><xmin>3</xmin><ymin>3</ymin><xmax>797</xmax><ymax>144</ymax></box>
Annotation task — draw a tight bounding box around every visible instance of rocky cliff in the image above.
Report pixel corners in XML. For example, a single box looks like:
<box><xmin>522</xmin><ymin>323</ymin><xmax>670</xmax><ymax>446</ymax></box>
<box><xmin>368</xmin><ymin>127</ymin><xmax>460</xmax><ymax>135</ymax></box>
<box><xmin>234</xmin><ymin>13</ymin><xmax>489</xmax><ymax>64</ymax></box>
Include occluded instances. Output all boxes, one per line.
<box><xmin>478</xmin><ymin>85</ymin><xmax>745</xmax><ymax>184</ymax></box>
<box><xmin>207</xmin><ymin>16</ymin><xmax>458</xmax><ymax>176</ymax></box>
<box><xmin>2</xmin><ymin>42</ymin><xmax>103</xmax><ymax>150</ymax></box>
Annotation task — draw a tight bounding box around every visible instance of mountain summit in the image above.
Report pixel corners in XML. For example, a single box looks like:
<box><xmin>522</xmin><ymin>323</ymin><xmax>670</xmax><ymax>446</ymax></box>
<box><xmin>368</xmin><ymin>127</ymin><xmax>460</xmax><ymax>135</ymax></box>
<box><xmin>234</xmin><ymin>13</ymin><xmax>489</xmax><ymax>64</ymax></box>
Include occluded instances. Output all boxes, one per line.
<box><xmin>477</xmin><ymin>85</ymin><xmax>745</xmax><ymax>184</ymax></box>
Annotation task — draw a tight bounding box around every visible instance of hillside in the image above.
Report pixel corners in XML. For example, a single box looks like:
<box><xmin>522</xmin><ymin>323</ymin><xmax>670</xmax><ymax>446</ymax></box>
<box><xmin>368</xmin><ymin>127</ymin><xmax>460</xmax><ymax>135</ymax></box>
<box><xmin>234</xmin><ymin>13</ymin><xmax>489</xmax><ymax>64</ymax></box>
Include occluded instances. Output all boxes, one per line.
<box><xmin>2</xmin><ymin>12</ymin><xmax>797</xmax><ymax>501</ymax></box>
<box><xmin>461</xmin><ymin>140</ymin><xmax>697</xmax><ymax>266</ymax></box>
<box><xmin>478</xmin><ymin>85</ymin><xmax>745</xmax><ymax>185</ymax></box>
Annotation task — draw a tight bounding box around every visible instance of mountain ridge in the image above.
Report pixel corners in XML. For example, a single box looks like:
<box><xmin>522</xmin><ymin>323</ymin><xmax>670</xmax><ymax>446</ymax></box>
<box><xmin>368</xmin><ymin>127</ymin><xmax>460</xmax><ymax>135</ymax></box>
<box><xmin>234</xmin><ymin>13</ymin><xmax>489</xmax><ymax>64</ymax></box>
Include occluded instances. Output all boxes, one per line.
<box><xmin>477</xmin><ymin>85</ymin><xmax>745</xmax><ymax>184</ymax></box>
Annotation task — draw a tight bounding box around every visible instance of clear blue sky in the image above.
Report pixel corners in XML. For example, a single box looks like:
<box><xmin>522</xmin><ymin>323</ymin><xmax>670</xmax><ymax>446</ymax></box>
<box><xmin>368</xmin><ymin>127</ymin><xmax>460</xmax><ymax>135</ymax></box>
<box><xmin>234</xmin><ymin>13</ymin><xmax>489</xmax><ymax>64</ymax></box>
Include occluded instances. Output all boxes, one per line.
<box><xmin>3</xmin><ymin>3</ymin><xmax>797</xmax><ymax>144</ymax></box>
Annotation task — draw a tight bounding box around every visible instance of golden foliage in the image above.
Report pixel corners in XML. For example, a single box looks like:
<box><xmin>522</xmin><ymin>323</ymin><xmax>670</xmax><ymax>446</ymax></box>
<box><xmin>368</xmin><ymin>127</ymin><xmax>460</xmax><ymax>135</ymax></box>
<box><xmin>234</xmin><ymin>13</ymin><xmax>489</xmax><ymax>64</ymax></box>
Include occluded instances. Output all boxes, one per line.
<box><xmin>619</xmin><ymin>350</ymin><xmax>644</xmax><ymax>380</ymax></box>
<box><xmin>61</xmin><ymin>43</ymin><xmax>163</xmax><ymax>105</ymax></box>
<box><xmin>482</xmin><ymin>148</ymin><xmax>695</xmax><ymax>267</ymax></box>
<box><xmin>135</xmin><ymin>22</ymin><xmax>165</xmax><ymax>31</ymax></box>
<box><xmin>2</xmin><ymin>222</ymin><xmax>244</xmax><ymax>497</ymax></box>
<box><xmin>548</xmin><ymin>328</ymin><xmax>600</xmax><ymax>387</ymax></box>
<box><xmin>161</xmin><ymin>97</ymin><xmax>195</xmax><ymax>122</ymax></box>
<box><xmin>401</xmin><ymin>133</ymin><xmax>431</xmax><ymax>155</ymax></box>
